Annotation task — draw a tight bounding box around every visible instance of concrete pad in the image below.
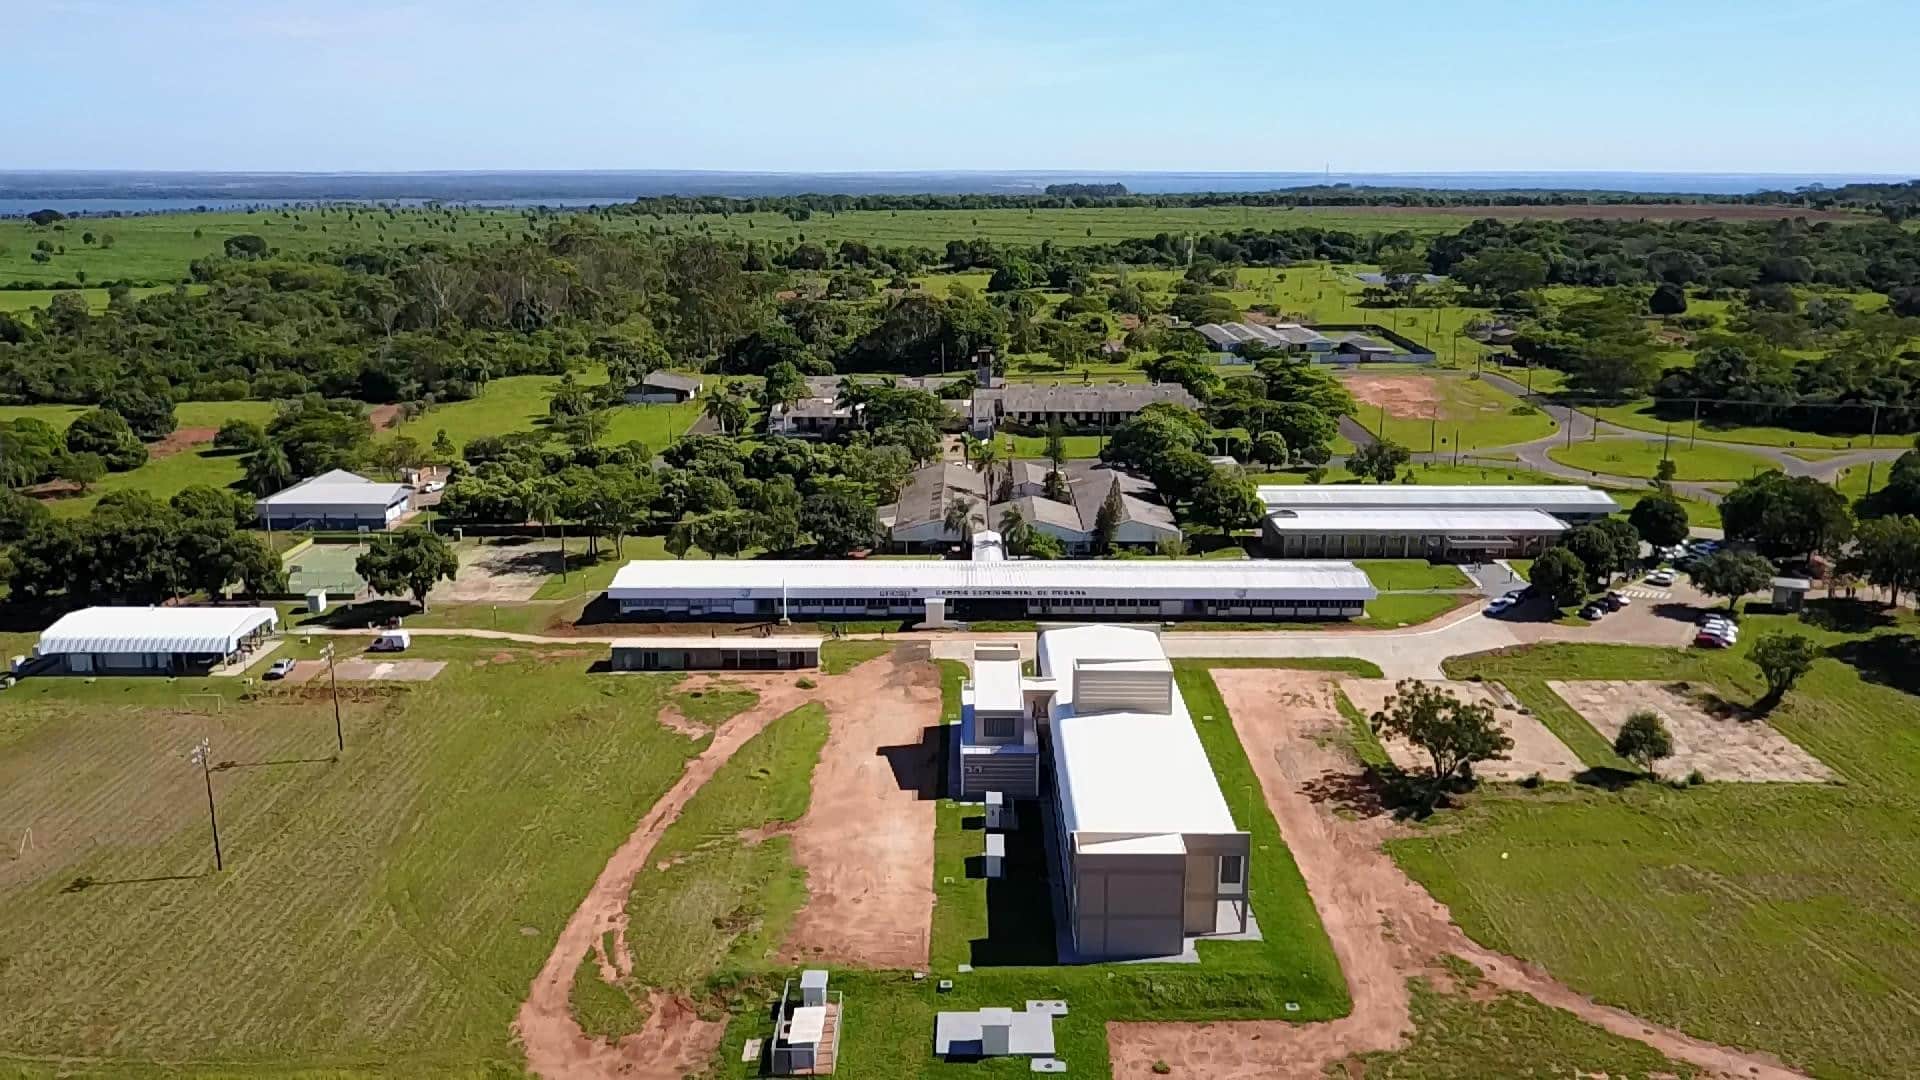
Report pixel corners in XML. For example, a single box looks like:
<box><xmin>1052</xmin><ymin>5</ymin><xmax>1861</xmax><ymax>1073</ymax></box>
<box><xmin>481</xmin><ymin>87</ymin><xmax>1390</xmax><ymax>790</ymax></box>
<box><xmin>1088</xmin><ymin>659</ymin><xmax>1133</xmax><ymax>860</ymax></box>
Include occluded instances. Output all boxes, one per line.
<box><xmin>1547</xmin><ymin>680</ymin><xmax>1834</xmax><ymax>783</ymax></box>
<box><xmin>331</xmin><ymin>659</ymin><xmax>448</xmax><ymax>682</ymax></box>
<box><xmin>1340</xmin><ymin>679</ymin><xmax>1583</xmax><ymax>781</ymax></box>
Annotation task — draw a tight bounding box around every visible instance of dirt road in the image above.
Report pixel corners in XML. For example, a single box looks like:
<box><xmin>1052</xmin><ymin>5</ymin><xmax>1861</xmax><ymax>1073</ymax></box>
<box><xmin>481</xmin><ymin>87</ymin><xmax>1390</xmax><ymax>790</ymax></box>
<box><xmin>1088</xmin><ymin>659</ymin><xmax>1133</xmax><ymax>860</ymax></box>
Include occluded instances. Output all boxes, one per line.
<box><xmin>779</xmin><ymin>648</ymin><xmax>941</xmax><ymax>969</ymax></box>
<box><xmin>1107</xmin><ymin>669</ymin><xmax>1807</xmax><ymax>1080</ymax></box>
<box><xmin>514</xmin><ymin>676</ymin><xmax>814</xmax><ymax>1080</ymax></box>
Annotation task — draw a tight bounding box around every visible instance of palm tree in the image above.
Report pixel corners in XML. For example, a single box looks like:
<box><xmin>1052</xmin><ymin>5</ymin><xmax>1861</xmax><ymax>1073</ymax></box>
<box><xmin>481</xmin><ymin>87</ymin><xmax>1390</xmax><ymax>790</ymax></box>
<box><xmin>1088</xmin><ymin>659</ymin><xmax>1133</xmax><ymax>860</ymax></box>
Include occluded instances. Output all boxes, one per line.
<box><xmin>971</xmin><ymin>437</ymin><xmax>1004</xmax><ymax>503</ymax></box>
<box><xmin>244</xmin><ymin>444</ymin><xmax>294</xmax><ymax>496</ymax></box>
<box><xmin>998</xmin><ymin>503</ymin><xmax>1030</xmax><ymax>552</ymax></box>
<box><xmin>943</xmin><ymin>495</ymin><xmax>976</xmax><ymax>543</ymax></box>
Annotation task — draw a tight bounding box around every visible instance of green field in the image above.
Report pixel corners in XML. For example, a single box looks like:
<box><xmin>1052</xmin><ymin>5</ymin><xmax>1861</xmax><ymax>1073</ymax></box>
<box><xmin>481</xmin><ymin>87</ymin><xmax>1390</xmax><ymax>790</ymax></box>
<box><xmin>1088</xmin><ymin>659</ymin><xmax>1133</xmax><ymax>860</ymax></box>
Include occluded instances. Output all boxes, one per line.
<box><xmin>1587</xmin><ymin>401</ymin><xmax>1869</xmax><ymax>451</ymax></box>
<box><xmin>1348</xmin><ymin>371</ymin><xmax>1558</xmax><ymax>453</ymax></box>
<box><xmin>1416</xmin><ymin>612</ymin><xmax>1920</xmax><ymax>1078</ymax></box>
<box><xmin>0</xmin><ymin>639</ymin><xmax>702</xmax><ymax>1073</ymax></box>
<box><xmin>1547</xmin><ymin>437</ymin><xmax>1780</xmax><ymax>482</ymax></box>
<box><xmin>0</xmin><ymin>284</ymin><xmax>196</xmax><ymax>312</ymax></box>
<box><xmin>390</xmin><ymin>368</ymin><xmax>704</xmax><ymax>451</ymax></box>
<box><xmin>1357</xmin><ymin>559</ymin><xmax>1472</xmax><ymax>591</ymax></box>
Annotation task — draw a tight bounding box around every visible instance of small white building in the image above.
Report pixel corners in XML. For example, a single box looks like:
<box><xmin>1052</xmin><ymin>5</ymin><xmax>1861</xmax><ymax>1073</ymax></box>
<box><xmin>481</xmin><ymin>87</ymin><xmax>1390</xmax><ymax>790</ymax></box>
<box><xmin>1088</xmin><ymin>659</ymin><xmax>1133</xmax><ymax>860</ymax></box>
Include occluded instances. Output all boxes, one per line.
<box><xmin>257</xmin><ymin>469</ymin><xmax>413</xmax><ymax>530</ymax></box>
<box><xmin>1038</xmin><ymin>626</ymin><xmax>1250</xmax><ymax>961</ymax></box>
<box><xmin>956</xmin><ymin>643</ymin><xmax>1046</xmax><ymax>799</ymax></box>
<box><xmin>1262</xmin><ymin>508</ymin><xmax>1568</xmax><ymax>559</ymax></box>
<box><xmin>32</xmin><ymin>606</ymin><xmax>278</xmax><ymax>675</ymax></box>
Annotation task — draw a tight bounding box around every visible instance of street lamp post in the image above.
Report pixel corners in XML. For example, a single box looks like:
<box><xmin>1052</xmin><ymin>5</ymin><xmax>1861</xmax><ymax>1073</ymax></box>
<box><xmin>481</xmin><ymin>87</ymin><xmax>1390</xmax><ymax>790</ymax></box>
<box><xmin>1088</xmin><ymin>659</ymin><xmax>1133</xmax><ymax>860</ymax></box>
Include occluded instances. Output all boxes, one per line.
<box><xmin>188</xmin><ymin>738</ymin><xmax>223</xmax><ymax>871</ymax></box>
<box><xmin>321</xmin><ymin>643</ymin><xmax>343</xmax><ymax>754</ymax></box>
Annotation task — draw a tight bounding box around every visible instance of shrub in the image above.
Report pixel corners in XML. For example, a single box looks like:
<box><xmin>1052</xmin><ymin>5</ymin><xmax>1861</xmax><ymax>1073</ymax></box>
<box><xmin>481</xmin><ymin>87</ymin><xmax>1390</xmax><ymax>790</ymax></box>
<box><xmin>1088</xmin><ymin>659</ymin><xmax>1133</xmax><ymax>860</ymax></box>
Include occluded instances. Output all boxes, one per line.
<box><xmin>795</xmin><ymin>677</ymin><xmax>817</xmax><ymax>690</ymax></box>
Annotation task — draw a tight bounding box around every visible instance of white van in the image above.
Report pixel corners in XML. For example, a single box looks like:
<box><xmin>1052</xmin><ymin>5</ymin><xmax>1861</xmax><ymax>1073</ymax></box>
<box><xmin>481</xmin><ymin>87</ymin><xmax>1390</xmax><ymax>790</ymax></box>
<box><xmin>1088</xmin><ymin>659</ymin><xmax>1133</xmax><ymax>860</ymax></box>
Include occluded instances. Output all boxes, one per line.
<box><xmin>369</xmin><ymin>630</ymin><xmax>411</xmax><ymax>653</ymax></box>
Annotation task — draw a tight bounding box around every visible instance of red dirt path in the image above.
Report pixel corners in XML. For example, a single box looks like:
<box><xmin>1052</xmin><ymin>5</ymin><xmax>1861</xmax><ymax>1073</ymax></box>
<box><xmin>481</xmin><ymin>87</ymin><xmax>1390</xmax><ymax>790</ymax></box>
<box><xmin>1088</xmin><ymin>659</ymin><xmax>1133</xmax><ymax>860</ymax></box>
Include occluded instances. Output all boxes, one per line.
<box><xmin>148</xmin><ymin>426</ymin><xmax>217</xmax><ymax>458</ymax></box>
<box><xmin>1105</xmin><ymin>669</ymin><xmax>1807</xmax><ymax>1080</ymax></box>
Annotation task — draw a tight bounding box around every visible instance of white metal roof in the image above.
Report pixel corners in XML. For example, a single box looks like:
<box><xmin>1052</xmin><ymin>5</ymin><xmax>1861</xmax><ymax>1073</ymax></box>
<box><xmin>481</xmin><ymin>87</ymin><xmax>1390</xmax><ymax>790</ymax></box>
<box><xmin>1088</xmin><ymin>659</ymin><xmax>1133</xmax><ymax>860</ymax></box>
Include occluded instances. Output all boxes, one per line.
<box><xmin>1257</xmin><ymin>484</ymin><xmax>1618</xmax><ymax>514</ymax></box>
<box><xmin>1040</xmin><ymin>627</ymin><xmax>1240</xmax><ymax>839</ymax></box>
<box><xmin>970</xmin><ymin>651</ymin><xmax>1025</xmax><ymax>713</ymax></box>
<box><xmin>37</xmin><ymin>606</ymin><xmax>278</xmax><ymax>656</ymax></box>
<box><xmin>1263</xmin><ymin>508</ymin><xmax>1569</xmax><ymax>533</ymax></box>
<box><xmin>608</xmin><ymin>559</ymin><xmax>1375</xmax><ymax>601</ymax></box>
<box><xmin>258</xmin><ymin>469</ymin><xmax>412</xmax><ymax>509</ymax></box>
<box><xmin>610</xmin><ymin>636</ymin><xmax>824</xmax><ymax>651</ymax></box>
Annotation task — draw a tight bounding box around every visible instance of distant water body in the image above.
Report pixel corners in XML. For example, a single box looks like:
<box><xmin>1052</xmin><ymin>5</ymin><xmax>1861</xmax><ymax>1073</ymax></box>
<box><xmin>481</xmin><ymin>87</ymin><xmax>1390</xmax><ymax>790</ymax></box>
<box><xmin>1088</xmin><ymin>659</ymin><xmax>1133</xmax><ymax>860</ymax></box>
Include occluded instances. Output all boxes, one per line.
<box><xmin>0</xmin><ymin>170</ymin><xmax>1905</xmax><ymax>217</ymax></box>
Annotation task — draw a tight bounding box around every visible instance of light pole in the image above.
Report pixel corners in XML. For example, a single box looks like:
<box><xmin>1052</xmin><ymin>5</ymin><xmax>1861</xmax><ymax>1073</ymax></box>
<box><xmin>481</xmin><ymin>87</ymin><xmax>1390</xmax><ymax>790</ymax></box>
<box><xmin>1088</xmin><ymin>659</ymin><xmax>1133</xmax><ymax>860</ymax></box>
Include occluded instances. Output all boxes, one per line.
<box><xmin>188</xmin><ymin>738</ymin><xmax>223</xmax><ymax>871</ymax></box>
<box><xmin>321</xmin><ymin>643</ymin><xmax>343</xmax><ymax>754</ymax></box>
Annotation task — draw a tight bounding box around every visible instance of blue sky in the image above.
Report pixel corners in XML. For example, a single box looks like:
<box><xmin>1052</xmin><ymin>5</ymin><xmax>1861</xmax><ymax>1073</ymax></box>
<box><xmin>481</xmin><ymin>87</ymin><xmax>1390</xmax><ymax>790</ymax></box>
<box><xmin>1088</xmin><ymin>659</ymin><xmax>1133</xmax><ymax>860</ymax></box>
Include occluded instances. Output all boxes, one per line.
<box><xmin>7</xmin><ymin>0</ymin><xmax>1916</xmax><ymax>173</ymax></box>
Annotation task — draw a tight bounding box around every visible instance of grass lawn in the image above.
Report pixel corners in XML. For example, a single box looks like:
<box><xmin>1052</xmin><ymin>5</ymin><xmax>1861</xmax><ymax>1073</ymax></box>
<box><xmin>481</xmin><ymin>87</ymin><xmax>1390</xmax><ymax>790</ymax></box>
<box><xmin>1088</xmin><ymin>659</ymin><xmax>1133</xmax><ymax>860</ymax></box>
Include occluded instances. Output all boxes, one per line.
<box><xmin>0</xmin><ymin>285</ymin><xmax>195</xmax><ymax>313</ymax></box>
<box><xmin>1547</xmin><ymin>437</ymin><xmax>1780</xmax><ymax>482</ymax></box>
<box><xmin>1348</xmin><ymin>372</ymin><xmax>1557</xmax><ymax>454</ymax></box>
<box><xmin>1588</xmin><ymin>401</ymin><xmax>1865</xmax><ymax>451</ymax></box>
<box><xmin>1412</xmin><ymin>608</ymin><xmax>1920</xmax><ymax>1078</ymax></box>
<box><xmin>390</xmin><ymin>368</ymin><xmax>703</xmax><ymax>451</ymax></box>
<box><xmin>1359</xmin><ymin>592</ymin><xmax>1470</xmax><ymax>628</ymax></box>
<box><xmin>819</xmin><ymin>640</ymin><xmax>893</xmax><ymax>674</ymax></box>
<box><xmin>1507</xmin><ymin>558</ymin><xmax>1533</xmax><ymax>581</ymax></box>
<box><xmin>1000</xmin><ymin>432</ymin><xmax>1107</xmax><ymax>459</ymax></box>
<box><xmin>1357</xmin><ymin>559</ymin><xmax>1472</xmax><ymax>591</ymax></box>
<box><xmin>0</xmin><ymin>402</ymin><xmax>87</xmax><ymax>430</ymax></box>
<box><xmin>49</xmin><ymin>445</ymin><xmax>248</xmax><ymax>518</ymax></box>
<box><xmin>0</xmin><ymin>639</ymin><xmax>703</xmax><ymax>1072</ymax></box>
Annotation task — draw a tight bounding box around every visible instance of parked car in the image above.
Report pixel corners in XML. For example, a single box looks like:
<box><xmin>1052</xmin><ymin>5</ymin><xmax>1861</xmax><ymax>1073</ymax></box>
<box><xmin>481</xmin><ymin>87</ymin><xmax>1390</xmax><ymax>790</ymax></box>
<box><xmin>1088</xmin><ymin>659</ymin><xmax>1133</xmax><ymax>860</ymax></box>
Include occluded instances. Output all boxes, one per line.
<box><xmin>369</xmin><ymin>630</ymin><xmax>411</xmax><ymax>652</ymax></box>
<box><xmin>1608</xmin><ymin>590</ymin><xmax>1632</xmax><ymax>608</ymax></box>
<box><xmin>1694</xmin><ymin>630</ymin><xmax>1735</xmax><ymax>649</ymax></box>
<box><xmin>1579</xmin><ymin>603</ymin><xmax>1607</xmax><ymax>620</ymax></box>
<box><xmin>421</xmin><ymin>480</ymin><xmax>446</xmax><ymax>494</ymax></box>
<box><xmin>1646</xmin><ymin>569</ymin><xmax>1676</xmax><ymax>587</ymax></box>
<box><xmin>264</xmin><ymin>658</ymin><xmax>297</xmax><ymax>680</ymax></box>
<box><xmin>1485</xmin><ymin>594</ymin><xmax>1518</xmax><ymax>616</ymax></box>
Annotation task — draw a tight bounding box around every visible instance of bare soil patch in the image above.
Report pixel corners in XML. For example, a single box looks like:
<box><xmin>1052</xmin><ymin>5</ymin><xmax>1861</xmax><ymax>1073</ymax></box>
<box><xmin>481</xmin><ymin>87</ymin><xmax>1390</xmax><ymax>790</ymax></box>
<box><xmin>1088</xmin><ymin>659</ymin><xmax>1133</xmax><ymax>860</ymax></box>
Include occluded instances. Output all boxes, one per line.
<box><xmin>515</xmin><ymin>677</ymin><xmax>815</xmax><ymax>1079</ymax></box>
<box><xmin>368</xmin><ymin>404</ymin><xmax>404</xmax><ymax>432</ymax></box>
<box><xmin>1106</xmin><ymin>668</ymin><xmax>1806</xmax><ymax>1079</ymax></box>
<box><xmin>778</xmin><ymin>648</ymin><xmax>940</xmax><ymax>970</ymax></box>
<box><xmin>431</xmin><ymin>538</ymin><xmax>562</xmax><ymax>605</ymax></box>
<box><xmin>1343</xmin><ymin>374</ymin><xmax>1440</xmax><ymax>419</ymax></box>
<box><xmin>149</xmin><ymin>426</ymin><xmax>218</xmax><ymax>459</ymax></box>
<box><xmin>653</xmin><ymin>704</ymin><xmax>706</xmax><ymax>739</ymax></box>
<box><xmin>1331</xmin><ymin>203</ymin><xmax>1861</xmax><ymax>223</ymax></box>
<box><xmin>1339</xmin><ymin>679</ymin><xmax>1583</xmax><ymax>781</ymax></box>
<box><xmin>1547</xmin><ymin>680</ymin><xmax>1835</xmax><ymax>783</ymax></box>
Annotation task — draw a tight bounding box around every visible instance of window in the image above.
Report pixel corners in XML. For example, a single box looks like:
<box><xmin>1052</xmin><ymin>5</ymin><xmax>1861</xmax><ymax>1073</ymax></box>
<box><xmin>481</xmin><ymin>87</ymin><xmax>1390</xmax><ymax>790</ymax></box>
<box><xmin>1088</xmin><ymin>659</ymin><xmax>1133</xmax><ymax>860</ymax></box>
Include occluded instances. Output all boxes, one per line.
<box><xmin>982</xmin><ymin>713</ymin><xmax>1017</xmax><ymax>740</ymax></box>
<box><xmin>1218</xmin><ymin>854</ymin><xmax>1244</xmax><ymax>886</ymax></box>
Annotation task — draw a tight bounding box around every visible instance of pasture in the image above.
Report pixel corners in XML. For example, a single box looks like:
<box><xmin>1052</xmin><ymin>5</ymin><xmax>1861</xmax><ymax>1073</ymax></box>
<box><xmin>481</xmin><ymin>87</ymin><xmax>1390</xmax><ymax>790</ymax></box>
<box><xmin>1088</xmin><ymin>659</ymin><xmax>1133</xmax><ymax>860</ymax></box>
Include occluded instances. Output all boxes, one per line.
<box><xmin>1420</xmin><ymin>612</ymin><xmax>1920</xmax><ymax>1078</ymax></box>
<box><xmin>388</xmin><ymin>368</ymin><xmax>704</xmax><ymax>451</ymax></box>
<box><xmin>0</xmin><ymin>640</ymin><xmax>703</xmax><ymax>1072</ymax></box>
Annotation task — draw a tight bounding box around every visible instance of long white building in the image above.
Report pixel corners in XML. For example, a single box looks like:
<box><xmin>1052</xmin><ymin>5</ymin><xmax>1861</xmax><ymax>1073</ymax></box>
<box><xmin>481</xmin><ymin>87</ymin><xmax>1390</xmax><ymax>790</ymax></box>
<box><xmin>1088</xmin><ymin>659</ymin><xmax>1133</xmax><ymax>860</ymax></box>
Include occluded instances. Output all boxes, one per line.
<box><xmin>1256</xmin><ymin>484</ymin><xmax>1617</xmax><ymax>560</ymax></box>
<box><xmin>32</xmin><ymin>606</ymin><xmax>278</xmax><ymax>675</ymax></box>
<box><xmin>606</xmin><ymin>559</ymin><xmax>1376</xmax><ymax>623</ymax></box>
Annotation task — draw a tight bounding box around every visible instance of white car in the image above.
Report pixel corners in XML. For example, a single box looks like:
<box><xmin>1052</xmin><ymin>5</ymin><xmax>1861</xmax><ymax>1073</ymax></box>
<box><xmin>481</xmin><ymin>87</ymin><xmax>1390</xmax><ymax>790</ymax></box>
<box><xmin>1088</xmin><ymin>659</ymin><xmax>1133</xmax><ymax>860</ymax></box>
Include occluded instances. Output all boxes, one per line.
<box><xmin>264</xmin><ymin>658</ymin><xmax>297</xmax><ymax>680</ymax></box>
<box><xmin>1646</xmin><ymin>569</ymin><xmax>1676</xmax><ymax>587</ymax></box>
<box><xmin>1485</xmin><ymin>594</ymin><xmax>1518</xmax><ymax>616</ymax></box>
<box><xmin>421</xmin><ymin>480</ymin><xmax>446</xmax><ymax>494</ymax></box>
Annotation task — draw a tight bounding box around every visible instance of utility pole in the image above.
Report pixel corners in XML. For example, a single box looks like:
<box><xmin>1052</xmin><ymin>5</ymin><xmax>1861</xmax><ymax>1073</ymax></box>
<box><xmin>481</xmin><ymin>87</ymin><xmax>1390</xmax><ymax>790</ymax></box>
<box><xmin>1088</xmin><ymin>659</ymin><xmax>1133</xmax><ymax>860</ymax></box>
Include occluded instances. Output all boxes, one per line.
<box><xmin>1525</xmin><ymin>364</ymin><xmax>1535</xmax><ymax>396</ymax></box>
<box><xmin>1377</xmin><ymin>403</ymin><xmax>1387</xmax><ymax>440</ymax></box>
<box><xmin>1690</xmin><ymin>398</ymin><xmax>1701</xmax><ymax>450</ymax></box>
<box><xmin>1868</xmin><ymin>404</ymin><xmax>1881</xmax><ymax>450</ymax></box>
<box><xmin>1663</xmin><ymin>422</ymin><xmax>1672</xmax><ymax>463</ymax></box>
<box><xmin>189</xmin><ymin>738</ymin><xmax>223</xmax><ymax>871</ymax></box>
<box><xmin>1865</xmin><ymin>460</ymin><xmax>1878</xmax><ymax>499</ymax></box>
<box><xmin>1429</xmin><ymin>414</ymin><xmax>1437</xmax><ymax>455</ymax></box>
<box><xmin>321</xmin><ymin>644</ymin><xmax>343</xmax><ymax>753</ymax></box>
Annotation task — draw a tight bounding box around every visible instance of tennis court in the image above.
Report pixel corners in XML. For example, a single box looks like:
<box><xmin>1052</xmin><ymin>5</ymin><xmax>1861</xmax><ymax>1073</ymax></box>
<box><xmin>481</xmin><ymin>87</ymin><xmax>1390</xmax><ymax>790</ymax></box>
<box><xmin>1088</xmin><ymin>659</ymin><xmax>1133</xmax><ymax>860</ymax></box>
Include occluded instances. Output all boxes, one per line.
<box><xmin>284</xmin><ymin>542</ymin><xmax>369</xmax><ymax>596</ymax></box>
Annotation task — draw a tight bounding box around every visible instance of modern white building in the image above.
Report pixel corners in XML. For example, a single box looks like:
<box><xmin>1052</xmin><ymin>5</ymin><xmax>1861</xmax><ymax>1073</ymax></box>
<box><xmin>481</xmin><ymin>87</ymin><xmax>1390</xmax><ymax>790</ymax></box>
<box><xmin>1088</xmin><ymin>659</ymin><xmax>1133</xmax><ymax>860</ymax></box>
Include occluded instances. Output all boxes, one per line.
<box><xmin>1035</xmin><ymin>626</ymin><xmax>1250</xmax><ymax>961</ymax></box>
<box><xmin>1262</xmin><ymin>508</ymin><xmax>1568</xmax><ymax>559</ymax></box>
<box><xmin>955</xmin><ymin>643</ymin><xmax>1045</xmax><ymax>799</ymax></box>
<box><xmin>606</xmin><ymin>559</ymin><xmax>1376</xmax><ymax>623</ymax></box>
<box><xmin>31</xmin><ymin>606</ymin><xmax>278</xmax><ymax>675</ymax></box>
<box><xmin>1255</xmin><ymin>484</ymin><xmax>1618</xmax><ymax>559</ymax></box>
<box><xmin>257</xmin><ymin>469</ymin><xmax>413</xmax><ymax>530</ymax></box>
<box><xmin>1257</xmin><ymin>484</ymin><xmax>1618</xmax><ymax>522</ymax></box>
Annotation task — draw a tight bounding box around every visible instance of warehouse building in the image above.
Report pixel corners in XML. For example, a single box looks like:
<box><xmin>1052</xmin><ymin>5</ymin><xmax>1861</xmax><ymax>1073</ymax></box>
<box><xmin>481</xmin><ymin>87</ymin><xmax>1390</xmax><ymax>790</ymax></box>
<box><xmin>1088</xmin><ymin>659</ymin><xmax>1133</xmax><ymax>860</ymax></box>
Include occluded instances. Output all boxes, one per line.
<box><xmin>1036</xmin><ymin>626</ymin><xmax>1251</xmax><ymax>961</ymax></box>
<box><xmin>606</xmin><ymin>559</ymin><xmax>1375</xmax><ymax>623</ymax></box>
<box><xmin>257</xmin><ymin>469</ymin><xmax>414</xmax><ymax>530</ymax></box>
<box><xmin>1257</xmin><ymin>484</ymin><xmax>1618</xmax><ymax>522</ymax></box>
<box><xmin>608</xmin><ymin>636</ymin><xmax>821</xmax><ymax>672</ymax></box>
<box><xmin>30</xmin><ymin>606</ymin><xmax>279</xmax><ymax>675</ymax></box>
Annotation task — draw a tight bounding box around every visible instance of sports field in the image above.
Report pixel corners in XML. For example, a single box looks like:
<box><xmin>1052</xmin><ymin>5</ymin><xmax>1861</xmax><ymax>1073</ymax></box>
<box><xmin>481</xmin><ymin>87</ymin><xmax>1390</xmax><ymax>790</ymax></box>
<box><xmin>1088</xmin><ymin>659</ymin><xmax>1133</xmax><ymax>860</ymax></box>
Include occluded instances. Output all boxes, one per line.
<box><xmin>1343</xmin><ymin>370</ymin><xmax>1557</xmax><ymax>452</ymax></box>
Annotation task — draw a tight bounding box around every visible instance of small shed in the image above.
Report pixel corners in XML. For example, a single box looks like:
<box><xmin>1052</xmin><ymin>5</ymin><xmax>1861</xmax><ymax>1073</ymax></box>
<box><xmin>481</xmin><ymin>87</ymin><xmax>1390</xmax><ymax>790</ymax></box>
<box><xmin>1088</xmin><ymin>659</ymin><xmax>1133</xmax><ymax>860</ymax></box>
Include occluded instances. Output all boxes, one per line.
<box><xmin>1771</xmin><ymin>576</ymin><xmax>1812</xmax><ymax>611</ymax></box>
<box><xmin>771</xmin><ymin>970</ymin><xmax>842</xmax><ymax>1076</ymax></box>
<box><xmin>627</xmin><ymin>371</ymin><xmax>704</xmax><ymax>404</ymax></box>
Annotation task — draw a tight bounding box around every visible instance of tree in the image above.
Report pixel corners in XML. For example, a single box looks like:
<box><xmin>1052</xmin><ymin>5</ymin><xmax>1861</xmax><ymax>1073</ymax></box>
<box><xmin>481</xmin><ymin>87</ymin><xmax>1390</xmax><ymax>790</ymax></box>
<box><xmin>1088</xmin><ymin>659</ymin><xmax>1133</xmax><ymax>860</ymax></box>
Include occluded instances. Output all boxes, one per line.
<box><xmin>1251</xmin><ymin>430</ymin><xmax>1289</xmax><ymax>466</ymax></box>
<box><xmin>968</xmin><ymin>436</ymin><xmax>1005</xmax><ymax>502</ymax></box>
<box><xmin>1530</xmin><ymin>546</ymin><xmax>1587</xmax><ymax>609</ymax></box>
<box><xmin>1629</xmin><ymin>493</ymin><xmax>1691</xmax><ymax>549</ymax></box>
<box><xmin>942</xmin><ymin>494</ymin><xmax>976</xmax><ymax>542</ymax></box>
<box><xmin>1722</xmin><ymin>472</ymin><xmax>1852</xmax><ymax>561</ymax></box>
<box><xmin>213</xmin><ymin>418</ymin><xmax>268</xmax><ymax>454</ymax></box>
<box><xmin>1564</xmin><ymin>521</ymin><xmax>1635</xmax><ymax>586</ymax></box>
<box><xmin>355</xmin><ymin>529</ymin><xmax>459</xmax><ymax>612</ymax></box>
<box><xmin>1750</xmin><ymin>632</ymin><xmax>1818</xmax><ymax>709</ymax></box>
<box><xmin>1369</xmin><ymin>679</ymin><xmax>1513</xmax><ymax>811</ymax></box>
<box><xmin>1147</xmin><ymin>448</ymin><xmax>1217</xmax><ymax>508</ymax></box>
<box><xmin>55</xmin><ymin>451</ymin><xmax>106</xmax><ymax>491</ymax></box>
<box><xmin>1846</xmin><ymin>515</ymin><xmax>1920</xmax><ymax>608</ymax></box>
<box><xmin>702</xmin><ymin>387</ymin><xmax>751</xmax><ymax>436</ymax></box>
<box><xmin>1187</xmin><ymin>468</ymin><xmax>1263</xmax><ymax>532</ymax></box>
<box><xmin>1093</xmin><ymin>479</ymin><xmax>1124</xmax><ymax>554</ymax></box>
<box><xmin>1691</xmin><ymin>550</ymin><xmax>1775</xmax><ymax>611</ymax></box>
<box><xmin>1612</xmin><ymin>710</ymin><xmax>1674</xmax><ymax>779</ymax></box>
<box><xmin>1349</xmin><ymin>438</ymin><xmax>1410</xmax><ymax>483</ymax></box>
<box><xmin>101</xmin><ymin>386</ymin><xmax>177</xmax><ymax>440</ymax></box>
<box><xmin>1648</xmin><ymin>282</ymin><xmax>1689</xmax><ymax>316</ymax></box>
<box><xmin>801</xmin><ymin>489</ymin><xmax>878</xmax><ymax>556</ymax></box>
<box><xmin>223</xmin><ymin>234</ymin><xmax>269</xmax><ymax>259</ymax></box>
<box><xmin>64</xmin><ymin>408</ymin><xmax>148</xmax><ymax>472</ymax></box>
<box><xmin>0</xmin><ymin>489</ymin><xmax>51</xmax><ymax>543</ymax></box>
<box><xmin>1043</xmin><ymin>420</ymin><xmax>1068</xmax><ymax>475</ymax></box>
<box><xmin>244</xmin><ymin>443</ymin><xmax>295</xmax><ymax>497</ymax></box>
<box><xmin>171</xmin><ymin>484</ymin><xmax>253</xmax><ymax>528</ymax></box>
